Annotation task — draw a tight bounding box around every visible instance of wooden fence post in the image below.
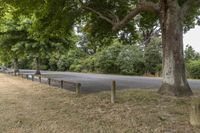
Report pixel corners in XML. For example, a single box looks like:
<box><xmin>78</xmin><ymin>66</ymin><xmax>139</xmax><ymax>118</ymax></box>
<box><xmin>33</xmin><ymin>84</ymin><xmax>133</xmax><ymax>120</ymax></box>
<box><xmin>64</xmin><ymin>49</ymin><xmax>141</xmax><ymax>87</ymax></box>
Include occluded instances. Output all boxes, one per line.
<box><xmin>61</xmin><ymin>80</ymin><xmax>64</xmax><ymax>88</ymax></box>
<box><xmin>32</xmin><ymin>75</ymin><xmax>34</xmax><ymax>81</ymax></box>
<box><xmin>48</xmin><ymin>78</ymin><xmax>51</xmax><ymax>85</ymax></box>
<box><xmin>39</xmin><ymin>76</ymin><xmax>41</xmax><ymax>83</ymax></box>
<box><xmin>76</xmin><ymin>83</ymin><xmax>81</xmax><ymax>95</ymax></box>
<box><xmin>111</xmin><ymin>80</ymin><xmax>116</xmax><ymax>104</ymax></box>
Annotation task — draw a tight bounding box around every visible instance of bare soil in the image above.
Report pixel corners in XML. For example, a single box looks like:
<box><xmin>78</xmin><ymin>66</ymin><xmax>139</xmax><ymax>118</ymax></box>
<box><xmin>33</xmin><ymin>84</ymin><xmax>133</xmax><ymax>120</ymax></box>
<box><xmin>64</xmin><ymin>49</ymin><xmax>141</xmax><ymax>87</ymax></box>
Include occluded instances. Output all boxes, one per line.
<box><xmin>0</xmin><ymin>73</ymin><xmax>200</xmax><ymax>133</ymax></box>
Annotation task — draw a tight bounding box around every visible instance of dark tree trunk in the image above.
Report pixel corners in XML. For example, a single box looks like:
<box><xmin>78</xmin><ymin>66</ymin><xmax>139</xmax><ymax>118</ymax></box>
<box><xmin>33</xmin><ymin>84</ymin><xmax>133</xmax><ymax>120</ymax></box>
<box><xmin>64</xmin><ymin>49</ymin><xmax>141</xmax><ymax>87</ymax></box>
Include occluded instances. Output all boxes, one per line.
<box><xmin>35</xmin><ymin>57</ymin><xmax>41</xmax><ymax>75</ymax></box>
<box><xmin>158</xmin><ymin>0</ymin><xmax>193</xmax><ymax>96</ymax></box>
<box><xmin>13</xmin><ymin>58</ymin><xmax>19</xmax><ymax>76</ymax></box>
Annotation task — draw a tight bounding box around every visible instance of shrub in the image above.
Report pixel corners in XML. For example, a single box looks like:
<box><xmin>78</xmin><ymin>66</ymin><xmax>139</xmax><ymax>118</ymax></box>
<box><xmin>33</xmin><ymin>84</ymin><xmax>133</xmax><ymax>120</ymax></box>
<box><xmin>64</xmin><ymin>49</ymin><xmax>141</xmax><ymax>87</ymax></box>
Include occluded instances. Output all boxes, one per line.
<box><xmin>55</xmin><ymin>48</ymin><xmax>86</xmax><ymax>71</ymax></box>
<box><xmin>117</xmin><ymin>45</ymin><xmax>145</xmax><ymax>75</ymax></box>
<box><xmin>81</xmin><ymin>56</ymin><xmax>97</xmax><ymax>72</ymax></box>
<box><xmin>96</xmin><ymin>43</ymin><xmax>122</xmax><ymax>73</ymax></box>
<box><xmin>56</xmin><ymin>56</ymin><xmax>69</xmax><ymax>71</ymax></box>
<box><xmin>144</xmin><ymin>38</ymin><xmax>162</xmax><ymax>75</ymax></box>
<box><xmin>69</xmin><ymin>64</ymin><xmax>82</xmax><ymax>72</ymax></box>
<box><xmin>187</xmin><ymin>60</ymin><xmax>200</xmax><ymax>79</ymax></box>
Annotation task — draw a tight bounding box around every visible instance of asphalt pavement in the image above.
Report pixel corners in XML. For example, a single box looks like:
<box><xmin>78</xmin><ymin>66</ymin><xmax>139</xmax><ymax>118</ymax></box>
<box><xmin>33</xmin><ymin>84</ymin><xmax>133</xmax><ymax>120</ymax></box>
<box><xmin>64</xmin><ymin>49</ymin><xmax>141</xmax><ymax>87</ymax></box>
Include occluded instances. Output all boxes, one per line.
<box><xmin>18</xmin><ymin>69</ymin><xmax>200</xmax><ymax>93</ymax></box>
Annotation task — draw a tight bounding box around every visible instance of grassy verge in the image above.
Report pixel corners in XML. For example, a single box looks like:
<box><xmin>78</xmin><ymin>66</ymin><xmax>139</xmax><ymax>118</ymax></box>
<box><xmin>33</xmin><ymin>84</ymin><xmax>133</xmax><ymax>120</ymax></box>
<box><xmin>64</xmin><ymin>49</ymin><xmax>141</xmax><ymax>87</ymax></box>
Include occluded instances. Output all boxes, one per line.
<box><xmin>0</xmin><ymin>73</ymin><xmax>200</xmax><ymax>133</ymax></box>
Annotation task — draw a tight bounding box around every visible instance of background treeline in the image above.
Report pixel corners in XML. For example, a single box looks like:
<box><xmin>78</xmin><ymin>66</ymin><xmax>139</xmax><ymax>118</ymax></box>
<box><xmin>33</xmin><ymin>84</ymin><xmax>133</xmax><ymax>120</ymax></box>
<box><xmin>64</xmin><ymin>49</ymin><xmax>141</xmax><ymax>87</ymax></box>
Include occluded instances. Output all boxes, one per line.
<box><xmin>185</xmin><ymin>45</ymin><xmax>200</xmax><ymax>79</ymax></box>
<box><xmin>16</xmin><ymin>42</ymin><xmax>200</xmax><ymax>79</ymax></box>
<box><xmin>0</xmin><ymin>5</ymin><xmax>200</xmax><ymax>79</ymax></box>
<box><xmin>18</xmin><ymin>38</ymin><xmax>162</xmax><ymax>76</ymax></box>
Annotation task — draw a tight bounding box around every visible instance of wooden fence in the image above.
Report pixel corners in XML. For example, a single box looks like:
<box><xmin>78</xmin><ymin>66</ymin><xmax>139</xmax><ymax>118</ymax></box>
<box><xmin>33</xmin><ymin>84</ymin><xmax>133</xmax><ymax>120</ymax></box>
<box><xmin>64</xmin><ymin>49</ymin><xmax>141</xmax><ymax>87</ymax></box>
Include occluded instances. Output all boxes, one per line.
<box><xmin>4</xmin><ymin>71</ymin><xmax>82</xmax><ymax>95</ymax></box>
<box><xmin>1</xmin><ymin>70</ymin><xmax>117</xmax><ymax>103</ymax></box>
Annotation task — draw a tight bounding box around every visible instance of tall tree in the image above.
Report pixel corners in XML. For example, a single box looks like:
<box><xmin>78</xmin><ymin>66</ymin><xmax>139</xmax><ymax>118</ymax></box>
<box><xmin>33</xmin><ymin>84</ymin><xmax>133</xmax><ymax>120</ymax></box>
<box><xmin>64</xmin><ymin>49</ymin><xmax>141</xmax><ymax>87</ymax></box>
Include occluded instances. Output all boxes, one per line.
<box><xmin>2</xmin><ymin>0</ymin><xmax>200</xmax><ymax>96</ymax></box>
<box><xmin>78</xmin><ymin>0</ymin><xmax>200</xmax><ymax>96</ymax></box>
<box><xmin>24</xmin><ymin>36</ymin><xmax>70</xmax><ymax>75</ymax></box>
<box><xmin>0</xmin><ymin>17</ymin><xmax>28</xmax><ymax>75</ymax></box>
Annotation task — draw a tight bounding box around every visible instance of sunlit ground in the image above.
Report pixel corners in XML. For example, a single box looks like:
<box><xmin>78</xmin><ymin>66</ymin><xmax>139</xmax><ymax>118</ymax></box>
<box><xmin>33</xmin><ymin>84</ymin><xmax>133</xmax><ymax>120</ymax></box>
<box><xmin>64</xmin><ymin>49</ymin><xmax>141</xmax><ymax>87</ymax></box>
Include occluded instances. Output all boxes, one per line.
<box><xmin>0</xmin><ymin>73</ymin><xmax>200</xmax><ymax>133</ymax></box>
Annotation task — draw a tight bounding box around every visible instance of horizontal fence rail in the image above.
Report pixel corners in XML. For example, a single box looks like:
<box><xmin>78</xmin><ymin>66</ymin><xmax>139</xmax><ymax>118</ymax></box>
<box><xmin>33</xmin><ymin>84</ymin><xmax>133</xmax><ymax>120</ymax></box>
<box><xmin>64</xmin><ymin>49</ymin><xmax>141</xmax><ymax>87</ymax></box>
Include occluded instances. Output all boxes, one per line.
<box><xmin>2</xmin><ymin>71</ymin><xmax>81</xmax><ymax>95</ymax></box>
<box><xmin>0</xmin><ymin>70</ymin><xmax>118</xmax><ymax>103</ymax></box>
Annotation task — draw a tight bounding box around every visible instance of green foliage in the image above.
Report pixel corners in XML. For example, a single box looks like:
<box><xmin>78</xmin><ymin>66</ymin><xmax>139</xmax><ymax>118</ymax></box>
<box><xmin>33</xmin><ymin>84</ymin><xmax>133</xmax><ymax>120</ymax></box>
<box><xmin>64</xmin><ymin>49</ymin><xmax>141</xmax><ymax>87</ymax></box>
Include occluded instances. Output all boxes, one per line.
<box><xmin>96</xmin><ymin>42</ymin><xmax>122</xmax><ymax>73</ymax></box>
<box><xmin>184</xmin><ymin>45</ymin><xmax>200</xmax><ymax>79</ymax></box>
<box><xmin>88</xmin><ymin>42</ymin><xmax>146</xmax><ymax>75</ymax></box>
<box><xmin>187</xmin><ymin>60</ymin><xmax>200</xmax><ymax>79</ymax></box>
<box><xmin>80</xmin><ymin>56</ymin><xmax>97</xmax><ymax>72</ymax></box>
<box><xmin>144</xmin><ymin>38</ymin><xmax>162</xmax><ymax>75</ymax></box>
<box><xmin>32</xmin><ymin>38</ymin><xmax>163</xmax><ymax>76</ymax></box>
<box><xmin>18</xmin><ymin>57</ymin><xmax>32</xmax><ymax>69</ymax></box>
<box><xmin>51</xmin><ymin>48</ymin><xmax>86</xmax><ymax>71</ymax></box>
<box><xmin>69</xmin><ymin>64</ymin><xmax>82</xmax><ymax>72</ymax></box>
<box><xmin>56</xmin><ymin>55</ymin><xmax>70</xmax><ymax>71</ymax></box>
<box><xmin>0</xmin><ymin>20</ymin><xmax>28</xmax><ymax>68</ymax></box>
<box><xmin>2</xmin><ymin>0</ymin><xmax>200</xmax><ymax>39</ymax></box>
<box><xmin>1</xmin><ymin>0</ymin><xmax>200</xmax><ymax>79</ymax></box>
<box><xmin>183</xmin><ymin>2</ymin><xmax>200</xmax><ymax>32</ymax></box>
<box><xmin>48</xmin><ymin>53</ymin><xmax>59</xmax><ymax>70</ymax></box>
<box><xmin>184</xmin><ymin>44</ymin><xmax>200</xmax><ymax>62</ymax></box>
<box><xmin>0</xmin><ymin>10</ymin><xmax>72</xmax><ymax>71</ymax></box>
<box><xmin>117</xmin><ymin>45</ymin><xmax>145</xmax><ymax>75</ymax></box>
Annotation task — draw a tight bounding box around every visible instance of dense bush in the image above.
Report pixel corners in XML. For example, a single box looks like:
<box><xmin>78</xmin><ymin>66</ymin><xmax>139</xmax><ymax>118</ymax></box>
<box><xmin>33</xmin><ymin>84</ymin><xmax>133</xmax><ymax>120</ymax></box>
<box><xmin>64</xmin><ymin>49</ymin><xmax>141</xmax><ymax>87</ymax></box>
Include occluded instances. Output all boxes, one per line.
<box><xmin>144</xmin><ymin>38</ymin><xmax>162</xmax><ymax>75</ymax></box>
<box><xmin>185</xmin><ymin>44</ymin><xmax>200</xmax><ymax>62</ymax></box>
<box><xmin>65</xmin><ymin>42</ymin><xmax>161</xmax><ymax>76</ymax></box>
<box><xmin>69</xmin><ymin>63</ymin><xmax>82</xmax><ymax>72</ymax></box>
<box><xmin>48</xmin><ymin>48</ymin><xmax>87</xmax><ymax>71</ymax></box>
<box><xmin>187</xmin><ymin>60</ymin><xmax>200</xmax><ymax>79</ymax></box>
<box><xmin>8</xmin><ymin>39</ymin><xmax>164</xmax><ymax>77</ymax></box>
<box><xmin>48</xmin><ymin>54</ymin><xmax>59</xmax><ymax>71</ymax></box>
<box><xmin>80</xmin><ymin>56</ymin><xmax>97</xmax><ymax>72</ymax></box>
<box><xmin>18</xmin><ymin>57</ymin><xmax>32</xmax><ymax>69</ymax></box>
<box><xmin>95</xmin><ymin>43</ymin><xmax>122</xmax><ymax>73</ymax></box>
<box><xmin>117</xmin><ymin>45</ymin><xmax>145</xmax><ymax>75</ymax></box>
<box><xmin>56</xmin><ymin>55</ymin><xmax>71</xmax><ymax>71</ymax></box>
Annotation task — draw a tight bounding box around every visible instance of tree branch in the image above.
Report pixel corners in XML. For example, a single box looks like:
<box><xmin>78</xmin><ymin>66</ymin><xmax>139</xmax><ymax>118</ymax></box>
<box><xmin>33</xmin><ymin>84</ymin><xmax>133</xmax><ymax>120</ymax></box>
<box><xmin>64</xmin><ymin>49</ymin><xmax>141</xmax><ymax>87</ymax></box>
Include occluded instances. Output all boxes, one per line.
<box><xmin>81</xmin><ymin>5</ymin><xmax>114</xmax><ymax>25</ymax></box>
<box><xmin>104</xmin><ymin>9</ymin><xmax>119</xmax><ymax>23</ymax></box>
<box><xmin>112</xmin><ymin>1</ymin><xmax>160</xmax><ymax>31</ymax></box>
<box><xmin>78</xmin><ymin>0</ymin><xmax>114</xmax><ymax>25</ymax></box>
<box><xmin>79</xmin><ymin>0</ymin><xmax>160</xmax><ymax>31</ymax></box>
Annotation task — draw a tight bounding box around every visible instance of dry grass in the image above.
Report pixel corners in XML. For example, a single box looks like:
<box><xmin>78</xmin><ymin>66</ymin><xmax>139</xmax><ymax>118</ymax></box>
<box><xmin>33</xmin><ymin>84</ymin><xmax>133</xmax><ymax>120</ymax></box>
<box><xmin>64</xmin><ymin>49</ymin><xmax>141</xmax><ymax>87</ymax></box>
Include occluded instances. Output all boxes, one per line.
<box><xmin>0</xmin><ymin>73</ymin><xmax>200</xmax><ymax>133</ymax></box>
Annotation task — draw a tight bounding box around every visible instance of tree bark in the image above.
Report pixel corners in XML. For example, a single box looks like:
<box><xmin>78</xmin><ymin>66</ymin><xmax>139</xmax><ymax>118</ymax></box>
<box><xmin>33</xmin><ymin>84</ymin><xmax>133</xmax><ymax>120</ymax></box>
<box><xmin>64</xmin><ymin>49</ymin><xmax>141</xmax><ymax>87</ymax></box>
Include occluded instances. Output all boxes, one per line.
<box><xmin>158</xmin><ymin>0</ymin><xmax>193</xmax><ymax>96</ymax></box>
<box><xmin>13</xmin><ymin>58</ymin><xmax>19</xmax><ymax>76</ymax></box>
<box><xmin>35</xmin><ymin>57</ymin><xmax>41</xmax><ymax>75</ymax></box>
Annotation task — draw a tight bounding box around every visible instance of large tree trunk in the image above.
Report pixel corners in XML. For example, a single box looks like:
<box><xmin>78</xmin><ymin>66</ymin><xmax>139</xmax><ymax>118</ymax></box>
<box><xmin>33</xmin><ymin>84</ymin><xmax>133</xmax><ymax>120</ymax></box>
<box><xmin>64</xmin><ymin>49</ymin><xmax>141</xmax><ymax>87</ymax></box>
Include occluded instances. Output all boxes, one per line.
<box><xmin>158</xmin><ymin>1</ymin><xmax>193</xmax><ymax>96</ymax></box>
<box><xmin>35</xmin><ymin>57</ymin><xmax>41</xmax><ymax>75</ymax></box>
<box><xmin>13</xmin><ymin>58</ymin><xmax>19</xmax><ymax>76</ymax></box>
